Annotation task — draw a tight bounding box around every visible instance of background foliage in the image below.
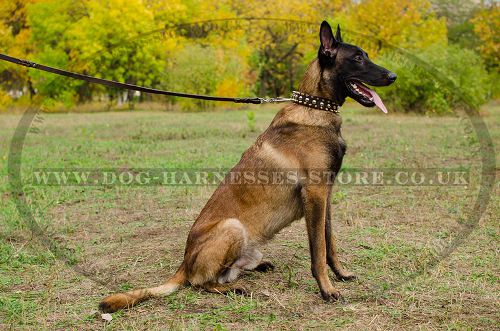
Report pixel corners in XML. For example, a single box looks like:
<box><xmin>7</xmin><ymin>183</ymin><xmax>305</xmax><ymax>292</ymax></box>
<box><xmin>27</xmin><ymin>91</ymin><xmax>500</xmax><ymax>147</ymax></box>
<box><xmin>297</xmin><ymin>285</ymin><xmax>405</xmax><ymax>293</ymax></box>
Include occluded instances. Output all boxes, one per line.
<box><xmin>0</xmin><ymin>0</ymin><xmax>497</xmax><ymax>113</ymax></box>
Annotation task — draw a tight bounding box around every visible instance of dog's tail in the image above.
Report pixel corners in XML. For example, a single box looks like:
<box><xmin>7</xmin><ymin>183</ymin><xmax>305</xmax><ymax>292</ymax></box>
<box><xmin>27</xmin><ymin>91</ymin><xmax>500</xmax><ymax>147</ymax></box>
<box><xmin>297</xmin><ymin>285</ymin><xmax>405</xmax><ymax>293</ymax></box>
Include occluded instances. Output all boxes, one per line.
<box><xmin>99</xmin><ymin>265</ymin><xmax>187</xmax><ymax>313</ymax></box>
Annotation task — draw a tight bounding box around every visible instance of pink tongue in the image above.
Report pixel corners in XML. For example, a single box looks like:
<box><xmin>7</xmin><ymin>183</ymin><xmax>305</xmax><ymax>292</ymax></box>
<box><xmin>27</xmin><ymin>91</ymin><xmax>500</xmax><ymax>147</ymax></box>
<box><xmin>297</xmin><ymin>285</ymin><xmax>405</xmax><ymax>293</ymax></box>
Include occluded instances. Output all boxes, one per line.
<box><xmin>364</xmin><ymin>86</ymin><xmax>388</xmax><ymax>113</ymax></box>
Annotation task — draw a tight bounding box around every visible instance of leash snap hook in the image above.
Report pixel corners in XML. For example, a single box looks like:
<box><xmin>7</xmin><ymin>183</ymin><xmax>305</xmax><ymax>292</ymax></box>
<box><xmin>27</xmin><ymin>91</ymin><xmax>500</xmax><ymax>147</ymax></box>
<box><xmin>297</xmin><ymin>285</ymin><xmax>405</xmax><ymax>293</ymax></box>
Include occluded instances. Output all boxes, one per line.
<box><xmin>259</xmin><ymin>97</ymin><xmax>293</xmax><ymax>104</ymax></box>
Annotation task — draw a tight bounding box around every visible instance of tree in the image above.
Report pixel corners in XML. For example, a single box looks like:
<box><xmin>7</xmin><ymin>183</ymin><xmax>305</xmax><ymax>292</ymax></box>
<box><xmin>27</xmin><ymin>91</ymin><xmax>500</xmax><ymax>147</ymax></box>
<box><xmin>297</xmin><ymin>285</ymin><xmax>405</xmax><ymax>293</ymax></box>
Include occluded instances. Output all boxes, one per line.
<box><xmin>343</xmin><ymin>0</ymin><xmax>448</xmax><ymax>57</ymax></box>
<box><xmin>26</xmin><ymin>0</ymin><xmax>180</xmax><ymax>107</ymax></box>
<box><xmin>66</xmin><ymin>0</ymin><xmax>167</xmax><ymax>106</ymax></box>
<box><xmin>471</xmin><ymin>3</ymin><xmax>499</xmax><ymax>70</ymax></box>
<box><xmin>0</xmin><ymin>0</ymin><xmax>36</xmax><ymax>103</ymax></box>
<box><xmin>225</xmin><ymin>0</ymin><xmax>334</xmax><ymax>96</ymax></box>
<box><xmin>431</xmin><ymin>0</ymin><xmax>478</xmax><ymax>49</ymax></box>
<box><xmin>27</xmin><ymin>0</ymin><xmax>86</xmax><ymax>106</ymax></box>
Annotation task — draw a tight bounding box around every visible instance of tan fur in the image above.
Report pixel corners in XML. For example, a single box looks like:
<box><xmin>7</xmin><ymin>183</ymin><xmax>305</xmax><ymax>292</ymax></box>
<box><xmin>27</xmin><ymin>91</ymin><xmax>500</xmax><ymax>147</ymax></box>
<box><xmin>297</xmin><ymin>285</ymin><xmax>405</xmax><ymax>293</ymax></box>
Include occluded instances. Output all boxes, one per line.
<box><xmin>99</xmin><ymin>56</ymin><xmax>355</xmax><ymax>313</ymax></box>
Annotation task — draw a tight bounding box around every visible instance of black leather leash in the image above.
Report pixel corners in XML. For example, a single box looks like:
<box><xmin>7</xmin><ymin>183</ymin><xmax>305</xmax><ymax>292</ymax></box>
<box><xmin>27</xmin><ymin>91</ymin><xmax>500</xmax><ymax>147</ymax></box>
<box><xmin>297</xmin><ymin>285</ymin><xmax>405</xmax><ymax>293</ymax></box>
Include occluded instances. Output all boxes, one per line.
<box><xmin>0</xmin><ymin>53</ymin><xmax>342</xmax><ymax>112</ymax></box>
<box><xmin>0</xmin><ymin>53</ymin><xmax>292</xmax><ymax>105</ymax></box>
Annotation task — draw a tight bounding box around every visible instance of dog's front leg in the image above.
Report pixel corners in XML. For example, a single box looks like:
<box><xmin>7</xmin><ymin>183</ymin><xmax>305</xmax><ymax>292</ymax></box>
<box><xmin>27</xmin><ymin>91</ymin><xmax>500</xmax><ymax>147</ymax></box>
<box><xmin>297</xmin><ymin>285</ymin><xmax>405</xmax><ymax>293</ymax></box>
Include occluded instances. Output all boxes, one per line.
<box><xmin>325</xmin><ymin>202</ymin><xmax>356</xmax><ymax>281</ymax></box>
<box><xmin>302</xmin><ymin>186</ymin><xmax>341</xmax><ymax>301</ymax></box>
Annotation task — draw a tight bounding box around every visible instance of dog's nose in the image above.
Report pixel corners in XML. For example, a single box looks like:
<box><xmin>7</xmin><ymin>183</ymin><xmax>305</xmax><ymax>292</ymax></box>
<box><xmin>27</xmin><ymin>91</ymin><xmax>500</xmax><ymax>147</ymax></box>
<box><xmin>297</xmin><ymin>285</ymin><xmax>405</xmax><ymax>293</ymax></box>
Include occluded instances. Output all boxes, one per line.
<box><xmin>387</xmin><ymin>72</ymin><xmax>397</xmax><ymax>82</ymax></box>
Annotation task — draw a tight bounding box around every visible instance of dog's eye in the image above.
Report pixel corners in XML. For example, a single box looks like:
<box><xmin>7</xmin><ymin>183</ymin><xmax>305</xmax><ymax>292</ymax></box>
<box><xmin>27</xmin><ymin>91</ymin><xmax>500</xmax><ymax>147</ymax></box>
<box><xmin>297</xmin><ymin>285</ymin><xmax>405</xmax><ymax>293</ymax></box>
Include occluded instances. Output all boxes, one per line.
<box><xmin>354</xmin><ymin>55</ymin><xmax>363</xmax><ymax>62</ymax></box>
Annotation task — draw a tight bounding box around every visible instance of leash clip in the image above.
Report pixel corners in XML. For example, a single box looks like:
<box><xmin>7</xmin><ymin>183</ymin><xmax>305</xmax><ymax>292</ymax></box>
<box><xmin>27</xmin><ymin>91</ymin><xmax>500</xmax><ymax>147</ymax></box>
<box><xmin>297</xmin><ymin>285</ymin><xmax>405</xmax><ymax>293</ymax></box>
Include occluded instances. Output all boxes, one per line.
<box><xmin>259</xmin><ymin>97</ymin><xmax>293</xmax><ymax>104</ymax></box>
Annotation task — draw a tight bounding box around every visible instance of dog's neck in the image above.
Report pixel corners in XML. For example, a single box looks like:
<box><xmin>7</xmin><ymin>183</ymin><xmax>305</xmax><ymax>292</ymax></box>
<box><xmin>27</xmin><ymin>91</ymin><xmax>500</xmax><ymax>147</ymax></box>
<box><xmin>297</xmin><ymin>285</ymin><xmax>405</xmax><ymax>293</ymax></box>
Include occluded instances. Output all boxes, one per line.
<box><xmin>298</xmin><ymin>59</ymin><xmax>346</xmax><ymax>106</ymax></box>
<box><xmin>271</xmin><ymin>58</ymin><xmax>344</xmax><ymax>131</ymax></box>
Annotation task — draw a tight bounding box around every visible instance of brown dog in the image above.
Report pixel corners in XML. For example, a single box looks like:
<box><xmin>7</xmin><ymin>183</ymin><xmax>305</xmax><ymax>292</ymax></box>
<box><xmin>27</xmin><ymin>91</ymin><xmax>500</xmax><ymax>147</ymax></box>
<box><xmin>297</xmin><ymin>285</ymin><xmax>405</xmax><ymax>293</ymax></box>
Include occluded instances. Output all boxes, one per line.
<box><xmin>99</xmin><ymin>21</ymin><xmax>396</xmax><ymax>313</ymax></box>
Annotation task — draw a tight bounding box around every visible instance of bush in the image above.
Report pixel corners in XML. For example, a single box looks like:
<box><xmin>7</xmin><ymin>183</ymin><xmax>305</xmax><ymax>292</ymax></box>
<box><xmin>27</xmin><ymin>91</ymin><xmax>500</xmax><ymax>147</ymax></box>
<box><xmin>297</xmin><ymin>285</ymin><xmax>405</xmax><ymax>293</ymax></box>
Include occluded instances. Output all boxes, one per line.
<box><xmin>163</xmin><ymin>44</ymin><xmax>251</xmax><ymax>111</ymax></box>
<box><xmin>377</xmin><ymin>44</ymin><xmax>491</xmax><ymax>114</ymax></box>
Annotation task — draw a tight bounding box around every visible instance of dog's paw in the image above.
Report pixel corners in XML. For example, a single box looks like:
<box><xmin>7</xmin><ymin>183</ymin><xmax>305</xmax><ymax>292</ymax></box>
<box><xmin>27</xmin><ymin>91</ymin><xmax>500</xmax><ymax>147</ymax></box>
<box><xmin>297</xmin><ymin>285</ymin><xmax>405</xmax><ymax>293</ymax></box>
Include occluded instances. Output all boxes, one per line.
<box><xmin>320</xmin><ymin>289</ymin><xmax>343</xmax><ymax>302</ymax></box>
<box><xmin>335</xmin><ymin>271</ymin><xmax>357</xmax><ymax>282</ymax></box>
<box><xmin>231</xmin><ymin>286</ymin><xmax>249</xmax><ymax>296</ymax></box>
<box><xmin>254</xmin><ymin>261</ymin><xmax>275</xmax><ymax>273</ymax></box>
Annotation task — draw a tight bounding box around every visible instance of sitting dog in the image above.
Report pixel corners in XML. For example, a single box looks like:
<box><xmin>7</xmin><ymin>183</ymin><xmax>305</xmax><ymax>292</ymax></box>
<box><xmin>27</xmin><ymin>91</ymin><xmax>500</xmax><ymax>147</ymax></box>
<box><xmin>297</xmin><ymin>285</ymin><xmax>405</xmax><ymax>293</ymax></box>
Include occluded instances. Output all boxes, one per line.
<box><xmin>100</xmin><ymin>20</ymin><xmax>396</xmax><ymax>313</ymax></box>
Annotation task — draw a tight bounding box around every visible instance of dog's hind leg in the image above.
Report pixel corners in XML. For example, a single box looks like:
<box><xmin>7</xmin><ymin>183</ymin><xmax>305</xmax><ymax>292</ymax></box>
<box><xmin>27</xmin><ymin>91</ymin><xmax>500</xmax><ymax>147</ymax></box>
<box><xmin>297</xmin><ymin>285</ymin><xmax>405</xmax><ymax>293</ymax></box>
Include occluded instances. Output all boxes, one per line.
<box><xmin>325</xmin><ymin>204</ymin><xmax>356</xmax><ymax>281</ymax></box>
<box><xmin>253</xmin><ymin>261</ymin><xmax>275</xmax><ymax>272</ymax></box>
<box><xmin>238</xmin><ymin>248</ymin><xmax>274</xmax><ymax>273</ymax></box>
<box><xmin>187</xmin><ymin>218</ymin><xmax>248</xmax><ymax>287</ymax></box>
<box><xmin>218</xmin><ymin>247</ymin><xmax>273</xmax><ymax>283</ymax></box>
<box><xmin>203</xmin><ymin>282</ymin><xmax>248</xmax><ymax>296</ymax></box>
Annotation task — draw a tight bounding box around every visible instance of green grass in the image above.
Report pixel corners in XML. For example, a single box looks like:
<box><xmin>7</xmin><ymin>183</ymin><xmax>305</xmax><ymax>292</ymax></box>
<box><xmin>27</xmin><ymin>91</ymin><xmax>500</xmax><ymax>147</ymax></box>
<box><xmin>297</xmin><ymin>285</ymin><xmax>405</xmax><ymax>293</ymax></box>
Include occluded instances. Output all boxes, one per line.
<box><xmin>0</xmin><ymin>102</ymin><xmax>499</xmax><ymax>329</ymax></box>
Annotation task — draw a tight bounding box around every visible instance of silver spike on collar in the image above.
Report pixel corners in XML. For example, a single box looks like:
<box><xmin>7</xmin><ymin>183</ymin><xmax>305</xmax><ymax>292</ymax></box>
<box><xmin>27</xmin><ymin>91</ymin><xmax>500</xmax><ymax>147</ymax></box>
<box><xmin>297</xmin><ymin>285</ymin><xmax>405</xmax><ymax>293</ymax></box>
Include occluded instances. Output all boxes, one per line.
<box><xmin>291</xmin><ymin>91</ymin><xmax>339</xmax><ymax>113</ymax></box>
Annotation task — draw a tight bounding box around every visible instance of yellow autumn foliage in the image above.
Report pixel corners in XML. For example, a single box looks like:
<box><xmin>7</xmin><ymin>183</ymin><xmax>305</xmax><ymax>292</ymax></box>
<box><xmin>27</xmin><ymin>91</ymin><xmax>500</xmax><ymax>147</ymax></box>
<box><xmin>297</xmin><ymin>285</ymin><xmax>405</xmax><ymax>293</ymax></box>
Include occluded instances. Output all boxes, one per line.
<box><xmin>471</xmin><ymin>3</ymin><xmax>499</xmax><ymax>69</ymax></box>
<box><xmin>0</xmin><ymin>0</ymin><xmax>496</xmax><ymax>110</ymax></box>
<box><xmin>343</xmin><ymin>0</ymin><xmax>447</xmax><ymax>57</ymax></box>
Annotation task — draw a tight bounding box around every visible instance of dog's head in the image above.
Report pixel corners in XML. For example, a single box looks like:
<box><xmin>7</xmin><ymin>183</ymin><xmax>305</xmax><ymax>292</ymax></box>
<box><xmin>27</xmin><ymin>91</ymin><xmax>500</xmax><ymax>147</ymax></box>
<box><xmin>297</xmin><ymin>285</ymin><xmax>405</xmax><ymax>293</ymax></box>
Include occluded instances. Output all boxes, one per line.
<box><xmin>318</xmin><ymin>21</ymin><xmax>396</xmax><ymax>112</ymax></box>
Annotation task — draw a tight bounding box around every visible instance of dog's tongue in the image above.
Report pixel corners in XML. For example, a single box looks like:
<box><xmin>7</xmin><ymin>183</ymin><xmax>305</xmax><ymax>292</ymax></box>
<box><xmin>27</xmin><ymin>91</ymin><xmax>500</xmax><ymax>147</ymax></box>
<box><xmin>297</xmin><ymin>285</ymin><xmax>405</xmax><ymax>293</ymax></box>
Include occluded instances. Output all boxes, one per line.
<box><xmin>364</xmin><ymin>86</ymin><xmax>388</xmax><ymax>113</ymax></box>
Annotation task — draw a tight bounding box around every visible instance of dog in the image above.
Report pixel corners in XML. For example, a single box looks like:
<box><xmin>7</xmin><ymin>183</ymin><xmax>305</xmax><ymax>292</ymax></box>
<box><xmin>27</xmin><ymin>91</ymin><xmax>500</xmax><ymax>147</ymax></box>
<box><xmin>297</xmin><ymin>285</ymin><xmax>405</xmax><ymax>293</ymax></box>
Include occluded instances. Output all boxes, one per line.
<box><xmin>99</xmin><ymin>21</ymin><xmax>396</xmax><ymax>313</ymax></box>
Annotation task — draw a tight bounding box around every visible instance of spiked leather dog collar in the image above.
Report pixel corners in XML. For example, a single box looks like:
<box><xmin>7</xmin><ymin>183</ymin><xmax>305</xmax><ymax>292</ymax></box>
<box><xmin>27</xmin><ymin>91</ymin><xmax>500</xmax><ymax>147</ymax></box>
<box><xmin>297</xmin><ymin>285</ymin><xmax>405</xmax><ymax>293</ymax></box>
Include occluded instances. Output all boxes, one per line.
<box><xmin>291</xmin><ymin>91</ymin><xmax>339</xmax><ymax>113</ymax></box>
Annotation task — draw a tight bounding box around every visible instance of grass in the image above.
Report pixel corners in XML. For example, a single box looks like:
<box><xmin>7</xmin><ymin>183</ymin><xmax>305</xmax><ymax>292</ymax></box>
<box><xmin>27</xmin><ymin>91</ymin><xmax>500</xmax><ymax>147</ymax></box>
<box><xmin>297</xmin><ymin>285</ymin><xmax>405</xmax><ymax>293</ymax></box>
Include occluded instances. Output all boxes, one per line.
<box><xmin>0</xmin><ymin>102</ymin><xmax>498</xmax><ymax>329</ymax></box>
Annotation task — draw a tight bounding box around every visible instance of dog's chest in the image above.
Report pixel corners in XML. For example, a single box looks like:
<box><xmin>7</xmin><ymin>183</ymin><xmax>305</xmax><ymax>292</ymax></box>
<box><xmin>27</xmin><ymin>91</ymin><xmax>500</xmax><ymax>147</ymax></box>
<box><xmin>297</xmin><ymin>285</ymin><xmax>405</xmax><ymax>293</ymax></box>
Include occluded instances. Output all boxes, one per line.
<box><xmin>261</xmin><ymin>188</ymin><xmax>304</xmax><ymax>239</ymax></box>
<box><xmin>338</xmin><ymin>134</ymin><xmax>346</xmax><ymax>155</ymax></box>
<box><xmin>324</xmin><ymin>130</ymin><xmax>347</xmax><ymax>172</ymax></box>
<box><xmin>305</xmin><ymin>127</ymin><xmax>346</xmax><ymax>171</ymax></box>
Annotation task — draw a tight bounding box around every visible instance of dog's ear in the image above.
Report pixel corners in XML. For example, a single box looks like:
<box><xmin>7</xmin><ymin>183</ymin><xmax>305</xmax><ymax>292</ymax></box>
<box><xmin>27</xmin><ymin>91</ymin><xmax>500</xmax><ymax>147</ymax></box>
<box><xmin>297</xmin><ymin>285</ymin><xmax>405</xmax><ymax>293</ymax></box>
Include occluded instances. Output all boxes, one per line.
<box><xmin>319</xmin><ymin>21</ymin><xmax>338</xmax><ymax>58</ymax></box>
<box><xmin>335</xmin><ymin>24</ymin><xmax>343</xmax><ymax>43</ymax></box>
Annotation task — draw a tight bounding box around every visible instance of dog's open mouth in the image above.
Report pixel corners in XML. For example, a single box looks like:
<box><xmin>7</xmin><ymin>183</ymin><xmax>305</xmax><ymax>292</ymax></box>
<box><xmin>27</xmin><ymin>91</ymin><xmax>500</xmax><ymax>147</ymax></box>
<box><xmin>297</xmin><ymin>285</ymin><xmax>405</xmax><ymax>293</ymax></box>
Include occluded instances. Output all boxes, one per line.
<box><xmin>346</xmin><ymin>80</ymin><xmax>388</xmax><ymax>113</ymax></box>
